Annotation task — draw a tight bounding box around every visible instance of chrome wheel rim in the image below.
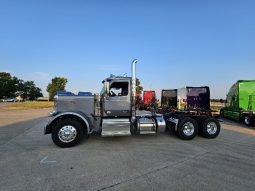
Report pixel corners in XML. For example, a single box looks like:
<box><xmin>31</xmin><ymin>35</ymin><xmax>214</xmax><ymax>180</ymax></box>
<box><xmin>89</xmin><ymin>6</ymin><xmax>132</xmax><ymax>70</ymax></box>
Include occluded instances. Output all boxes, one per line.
<box><xmin>183</xmin><ymin>122</ymin><xmax>195</xmax><ymax>136</ymax></box>
<box><xmin>206</xmin><ymin>122</ymin><xmax>217</xmax><ymax>135</ymax></box>
<box><xmin>244</xmin><ymin>117</ymin><xmax>250</xmax><ymax>125</ymax></box>
<box><xmin>58</xmin><ymin>125</ymin><xmax>77</xmax><ymax>143</ymax></box>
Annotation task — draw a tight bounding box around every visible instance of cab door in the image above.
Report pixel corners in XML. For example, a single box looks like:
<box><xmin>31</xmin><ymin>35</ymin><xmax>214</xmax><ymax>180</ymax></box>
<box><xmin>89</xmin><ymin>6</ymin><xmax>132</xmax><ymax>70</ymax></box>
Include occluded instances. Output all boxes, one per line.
<box><xmin>103</xmin><ymin>81</ymin><xmax>131</xmax><ymax>117</ymax></box>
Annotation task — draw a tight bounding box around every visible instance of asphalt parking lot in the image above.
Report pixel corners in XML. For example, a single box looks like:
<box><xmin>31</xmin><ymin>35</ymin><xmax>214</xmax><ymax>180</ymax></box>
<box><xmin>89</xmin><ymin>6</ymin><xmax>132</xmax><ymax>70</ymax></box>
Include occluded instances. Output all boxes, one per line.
<box><xmin>0</xmin><ymin>106</ymin><xmax>255</xmax><ymax>191</ymax></box>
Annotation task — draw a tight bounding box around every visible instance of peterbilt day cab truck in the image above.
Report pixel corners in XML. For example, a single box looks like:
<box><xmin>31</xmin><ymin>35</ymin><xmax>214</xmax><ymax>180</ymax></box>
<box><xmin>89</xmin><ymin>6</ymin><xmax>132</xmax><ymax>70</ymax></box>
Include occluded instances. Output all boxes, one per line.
<box><xmin>220</xmin><ymin>80</ymin><xmax>255</xmax><ymax>126</ymax></box>
<box><xmin>45</xmin><ymin>60</ymin><xmax>221</xmax><ymax>147</ymax></box>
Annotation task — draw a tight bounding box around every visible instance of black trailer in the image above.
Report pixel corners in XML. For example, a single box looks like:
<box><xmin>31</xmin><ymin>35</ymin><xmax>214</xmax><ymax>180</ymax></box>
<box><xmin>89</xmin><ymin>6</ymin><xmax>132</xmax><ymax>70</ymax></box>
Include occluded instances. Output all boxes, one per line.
<box><xmin>160</xmin><ymin>89</ymin><xmax>178</xmax><ymax>113</ymax></box>
<box><xmin>161</xmin><ymin>89</ymin><xmax>178</xmax><ymax>108</ymax></box>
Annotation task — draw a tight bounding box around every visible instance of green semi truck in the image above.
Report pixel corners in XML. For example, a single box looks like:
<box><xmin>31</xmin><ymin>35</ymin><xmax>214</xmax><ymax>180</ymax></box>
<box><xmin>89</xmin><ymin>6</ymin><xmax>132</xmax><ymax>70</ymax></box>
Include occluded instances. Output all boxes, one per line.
<box><xmin>221</xmin><ymin>80</ymin><xmax>255</xmax><ymax>126</ymax></box>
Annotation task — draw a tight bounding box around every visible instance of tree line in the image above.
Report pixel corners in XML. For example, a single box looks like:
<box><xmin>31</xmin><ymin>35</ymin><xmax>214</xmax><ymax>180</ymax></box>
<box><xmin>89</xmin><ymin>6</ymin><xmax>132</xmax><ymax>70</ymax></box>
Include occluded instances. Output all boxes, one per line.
<box><xmin>0</xmin><ymin>71</ymin><xmax>69</xmax><ymax>101</ymax></box>
<box><xmin>0</xmin><ymin>72</ymin><xmax>43</xmax><ymax>100</ymax></box>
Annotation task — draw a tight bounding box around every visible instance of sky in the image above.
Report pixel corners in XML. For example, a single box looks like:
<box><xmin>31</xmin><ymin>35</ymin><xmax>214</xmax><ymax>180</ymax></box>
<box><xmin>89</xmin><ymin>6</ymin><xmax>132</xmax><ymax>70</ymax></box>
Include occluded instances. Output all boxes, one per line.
<box><xmin>0</xmin><ymin>0</ymin><xmax>255</xmax><ymax>99</ymax></box>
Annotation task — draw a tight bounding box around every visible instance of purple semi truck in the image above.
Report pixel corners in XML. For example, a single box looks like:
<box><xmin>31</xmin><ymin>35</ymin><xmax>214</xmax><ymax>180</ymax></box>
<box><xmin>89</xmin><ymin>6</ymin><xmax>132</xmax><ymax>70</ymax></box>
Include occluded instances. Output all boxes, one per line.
<box><xmin>177</xmin><ymin>86</ymin><xmax>210</xmax><ymax>111</ymax></box>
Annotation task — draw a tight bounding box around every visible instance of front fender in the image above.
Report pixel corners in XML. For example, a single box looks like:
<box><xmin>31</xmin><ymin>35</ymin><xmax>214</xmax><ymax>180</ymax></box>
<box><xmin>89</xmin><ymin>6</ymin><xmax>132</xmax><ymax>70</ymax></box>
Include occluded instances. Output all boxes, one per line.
<box><xmin>44</xmin><ymin>111</ymin><xmax>93</xmax><ymax>134</ymax></box>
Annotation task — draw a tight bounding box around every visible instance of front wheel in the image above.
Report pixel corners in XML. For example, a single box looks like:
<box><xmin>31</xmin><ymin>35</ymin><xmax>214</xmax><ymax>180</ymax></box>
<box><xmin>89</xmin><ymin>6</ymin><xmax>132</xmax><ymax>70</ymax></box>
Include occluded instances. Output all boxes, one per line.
<box><xmin>243</xmin><ymin>115</ymin><xmax>254</xmax><ymax>127</ymax></box>
<box><xmin>177</xmin><ymin>117</ymin><xmax>198</xmax><ymax>140</ymax></box>
<box><xmin>201</xmin><ymin>118</ymin><xmax>221</xmax><ymax>138</ymax></box>
<box><xmin>52</xmin><ymin>119</ymin><xmax>84</xmax><ymax>148</ymax></box>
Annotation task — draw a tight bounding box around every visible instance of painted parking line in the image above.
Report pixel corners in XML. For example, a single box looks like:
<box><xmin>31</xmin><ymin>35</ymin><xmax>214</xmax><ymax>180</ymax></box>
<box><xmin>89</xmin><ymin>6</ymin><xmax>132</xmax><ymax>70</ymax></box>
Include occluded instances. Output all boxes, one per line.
<box><xmin>40</xmin><ymin>156</ymin><xmax>57</xmax><ymax>164</ymax></box>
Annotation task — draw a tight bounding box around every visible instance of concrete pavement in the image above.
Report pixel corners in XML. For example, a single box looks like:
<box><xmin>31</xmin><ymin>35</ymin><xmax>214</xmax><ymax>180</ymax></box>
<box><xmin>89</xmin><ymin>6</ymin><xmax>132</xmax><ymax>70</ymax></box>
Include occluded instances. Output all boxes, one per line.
<box><xmin>0</xmin><ymin>109</ymin><xmax>255</xmax><ymax>191</ymax></box>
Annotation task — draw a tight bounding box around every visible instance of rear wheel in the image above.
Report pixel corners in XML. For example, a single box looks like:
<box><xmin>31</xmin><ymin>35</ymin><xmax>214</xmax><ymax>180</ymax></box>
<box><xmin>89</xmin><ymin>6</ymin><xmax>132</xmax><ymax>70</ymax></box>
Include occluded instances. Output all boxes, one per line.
<box><xmin>243</xmin><ymin>115</ymin><xmax>254</xmax><ymax>127</ymax></box>
<box><xmin>177</xmin><ymin>117</ymin><xmax>198</xmax><ymax>140</ymax></box>
<box><xmin>201</xmin><ymin>118</ymin><xmax>221</xmax><ymax>138</ymax></box>
<box><xmin>52</xmin><ymin>119</ymin><xmax>84</xmax><ymax>148</ymax></box>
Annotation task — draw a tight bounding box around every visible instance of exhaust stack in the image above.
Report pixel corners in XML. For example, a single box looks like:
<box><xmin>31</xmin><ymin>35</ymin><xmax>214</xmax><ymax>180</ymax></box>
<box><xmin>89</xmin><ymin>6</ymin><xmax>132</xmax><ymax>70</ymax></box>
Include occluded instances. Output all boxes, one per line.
<box><xmin>131</xmin><ymin>59</ymin><xmax>138</xmax><ymax>120</ymax></box>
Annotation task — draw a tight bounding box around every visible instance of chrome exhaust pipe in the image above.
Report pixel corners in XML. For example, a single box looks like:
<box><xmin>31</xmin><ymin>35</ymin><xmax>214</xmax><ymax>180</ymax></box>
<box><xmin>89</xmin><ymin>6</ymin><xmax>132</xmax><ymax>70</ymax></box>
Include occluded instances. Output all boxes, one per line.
<box><xmin>131</xmin><ymin>59</ymin><xmax>138</xmax><ymax>120</ymax></box>
<box><xmin>132</xmin><ymin>59</ymin><xmax>138</xmax><ymax>98</ymax></box>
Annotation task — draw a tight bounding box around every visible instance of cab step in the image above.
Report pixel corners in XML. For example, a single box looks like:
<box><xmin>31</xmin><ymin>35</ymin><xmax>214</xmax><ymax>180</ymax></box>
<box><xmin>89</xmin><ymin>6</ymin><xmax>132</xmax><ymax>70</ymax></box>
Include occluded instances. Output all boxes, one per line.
<box><xmin>102</xmin><ymin>118</ymin><xmax>131</xmax><ymax>137</ymax></box>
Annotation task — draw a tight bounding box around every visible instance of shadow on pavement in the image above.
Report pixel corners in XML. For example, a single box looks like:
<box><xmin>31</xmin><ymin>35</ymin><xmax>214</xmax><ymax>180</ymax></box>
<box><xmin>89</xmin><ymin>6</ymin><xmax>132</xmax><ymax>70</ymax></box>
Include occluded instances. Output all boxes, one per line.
<box><xmin>0</xmin><ymin>117</ymin><xmax>46</xmax><ymax>146</ymax></box>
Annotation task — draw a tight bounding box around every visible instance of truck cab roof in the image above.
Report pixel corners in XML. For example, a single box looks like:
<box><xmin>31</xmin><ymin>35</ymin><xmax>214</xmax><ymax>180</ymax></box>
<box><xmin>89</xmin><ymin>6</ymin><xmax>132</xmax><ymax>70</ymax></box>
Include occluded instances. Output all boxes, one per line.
<box><xmin>102</xmin><ymin>75</ymin><xmax>131</xmax><ymax>83</ymax></box>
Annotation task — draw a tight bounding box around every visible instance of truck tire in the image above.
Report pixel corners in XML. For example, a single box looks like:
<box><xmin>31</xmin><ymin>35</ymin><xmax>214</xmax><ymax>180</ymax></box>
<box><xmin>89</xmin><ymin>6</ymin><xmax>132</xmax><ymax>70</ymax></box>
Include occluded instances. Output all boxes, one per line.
<box><xmin>201</xmin><ymin>117</ymin><xmax>221</xmax><ymax>138</ymax></box>
<box><xmin>243</xmin><ymin>115</ymin><xmax>254</xmax><ymax>127</ymax></box>
<box><xmin>177</xmin><ymin>117</ymin><xmax>198</xmax><ymax>140</ymax></box>
<box><xmin>52</xmin><ymin>119</ymin><xmax>84</xmax><ymax>148</ymax></box>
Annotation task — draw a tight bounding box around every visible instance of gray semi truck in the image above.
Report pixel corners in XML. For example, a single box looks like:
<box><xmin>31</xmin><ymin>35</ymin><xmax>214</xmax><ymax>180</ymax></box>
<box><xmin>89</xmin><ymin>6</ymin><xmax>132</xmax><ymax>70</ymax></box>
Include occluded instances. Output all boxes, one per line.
<box><xmin>44</xmin><ymin>60</ymin><xmax>220</xmax><ymax>147</ymax></box>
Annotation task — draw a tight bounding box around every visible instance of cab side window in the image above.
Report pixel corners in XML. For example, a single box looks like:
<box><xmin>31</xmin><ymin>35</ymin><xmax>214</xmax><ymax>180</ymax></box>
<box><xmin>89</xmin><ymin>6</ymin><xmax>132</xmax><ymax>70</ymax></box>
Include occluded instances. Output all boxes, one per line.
<box><xmin>109</xmin><ymin>82</ymin><xmax>129</xmax><ymax>97</ymax></box>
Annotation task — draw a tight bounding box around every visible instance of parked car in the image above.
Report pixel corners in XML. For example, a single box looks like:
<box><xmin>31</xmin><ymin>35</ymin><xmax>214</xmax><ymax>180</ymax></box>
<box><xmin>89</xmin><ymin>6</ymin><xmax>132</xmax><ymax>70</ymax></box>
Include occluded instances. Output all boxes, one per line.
<box><xmin>6</xmin><ymin>98</ymin><xmax>17</xmax><ymax>102</ymax></box>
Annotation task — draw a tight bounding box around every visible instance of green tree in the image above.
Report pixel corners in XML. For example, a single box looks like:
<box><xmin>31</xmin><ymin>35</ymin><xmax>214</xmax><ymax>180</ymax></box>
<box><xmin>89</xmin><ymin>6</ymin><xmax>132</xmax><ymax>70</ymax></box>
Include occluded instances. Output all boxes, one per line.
<box><xmin>47</xmin><ymin>77</ymin><xmax>68</xmax><ymax>100</ymax></box>
<box><xmin>0</xmin><ymin>72</ymin><xmax>20</xmax><ymax>99</ymax></box>
<box><xmin>136</xmin><ymin>78</ymin><xmax>143</xmax><ymax>94</ymax></box>
<box><xmin>0</xmin><ymin>72</ymin><xmax>12</xmax><ymax>98</ymax></box>
<box><xmin>23</xmin><ymin>81</ymin><xmax>43</xmax><ymax>100</ymax></box>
